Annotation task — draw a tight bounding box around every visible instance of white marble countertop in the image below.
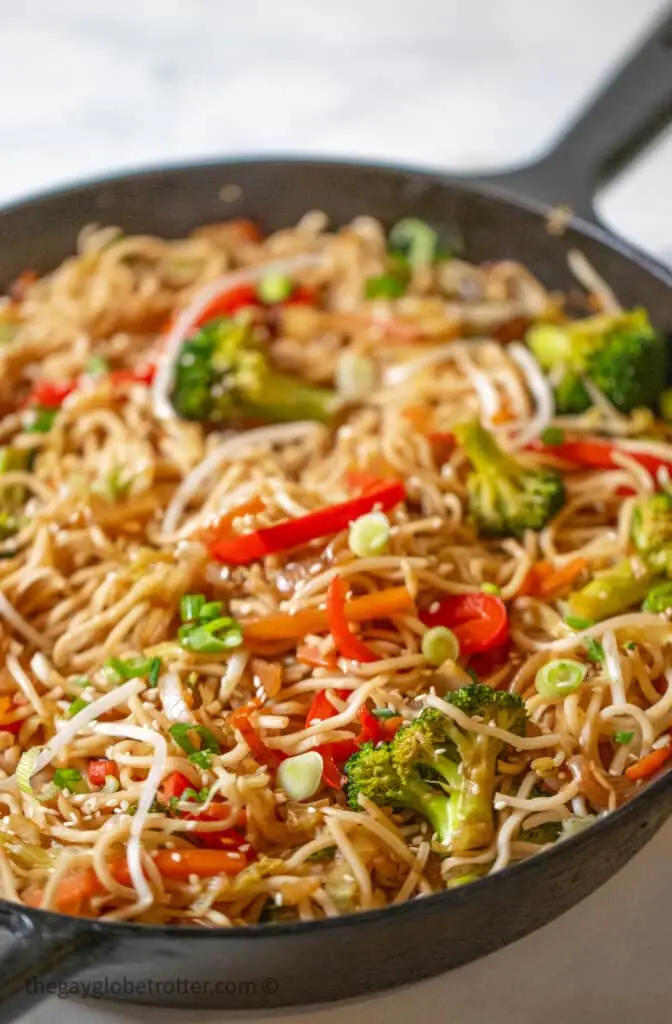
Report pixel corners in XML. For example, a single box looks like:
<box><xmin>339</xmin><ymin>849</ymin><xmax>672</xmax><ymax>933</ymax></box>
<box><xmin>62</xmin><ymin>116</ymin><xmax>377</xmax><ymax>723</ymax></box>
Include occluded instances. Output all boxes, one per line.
<box><xmin>2</xmin><ymin>1</ymin><xmax>672</xmax><ymax>1021</ymax></box>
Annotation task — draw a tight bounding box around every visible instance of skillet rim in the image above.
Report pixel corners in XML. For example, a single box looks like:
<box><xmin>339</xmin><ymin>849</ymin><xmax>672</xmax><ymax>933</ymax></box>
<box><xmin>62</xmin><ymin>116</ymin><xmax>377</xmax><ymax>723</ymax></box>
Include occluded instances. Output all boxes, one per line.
<box><xmin>0</xmin><ymin>152</ymin><xmax>671</xmax><ymax>942</ymax></box>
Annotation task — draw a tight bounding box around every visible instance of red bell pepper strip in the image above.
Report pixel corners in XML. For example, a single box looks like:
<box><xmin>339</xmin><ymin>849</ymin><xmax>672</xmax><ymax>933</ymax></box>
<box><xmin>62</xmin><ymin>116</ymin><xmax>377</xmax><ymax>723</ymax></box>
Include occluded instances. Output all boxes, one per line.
<box><xmin>304</xmin><ymin>690</ymin><xmax>403</xmax><ymax>787</ymax></box>
<box><xmin>285</xmin><ymin>285</ymin><xmax>318</xmax><ymax>306</ymax></box>
<box><xmin>305</xmin><ymin>688</ymin><xmax>349</xmax><ymax>726</ymax></box>
<box><xmin>183</xmin><ymin>804</ymin><xmax>249</xmax><ymax>850</ymax></box>
<box><xmin>305</xmin><ymin>688</ymin><xmax>357</xmax><ymax>763</ymax></box>
<box><xmin>320</xmin><ymin>750</ymin><xmax>347</xmax><ymax>789</ymax></box>
<box><xmin>87</xmin><ymin>759</ymin><xmax>119</xmax><ymax>788</ymax></box>
<box><xmin>27</xmin><ymin>380</ymin><xmax>78</xmax><ymax>409</ymax></box>
<box><xmin>210</xmin><ymin>480</ymin><xmax>406</xmax><ymax>565</ymax></box>
<box><xmin>161</xmin><ymin>771</ymin><xmax>193</xmax><ymax>802</ymax></box>
<box><xmin>25</xmin><ymin>366</ymin><xmax>156</xmax><ymax>409</ymax></box>
<box><xmin>229</xmin><ymin>699</ymin><xmax>284</xmax><ymax>769</ymax></box>
<box><xmin>421</xmin><ymin>593</ymin><xmax>509</xmax><ymax>655</ymax></box>
<box><xmin>327</xmin><ymin>576</ymin><xmax>379</xmax><ymax>663</ymax></box>
<box><xmin>527</xmin><ymin>435</ymin><xmax>672</xmax><ymax>486</ymax></box>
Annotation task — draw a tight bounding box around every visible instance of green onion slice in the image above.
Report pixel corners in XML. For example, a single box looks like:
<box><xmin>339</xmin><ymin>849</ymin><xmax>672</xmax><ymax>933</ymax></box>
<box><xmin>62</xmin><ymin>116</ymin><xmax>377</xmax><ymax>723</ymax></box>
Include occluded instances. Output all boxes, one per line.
<box><xmin>348</xmin><ymin>511</ymin><xmax>390</xmax><ymax>558</ymax></box>
<box><xmin>257</xmin><ymin>273</ymin><xmax>294</xmax><ymax>304</ymax></box>
<box><xmin>16</xmin><ymin>747</ymin><xmax>43</xmax><ymax>795</ymax></box>
<box><xmin>480</xmin><ymin>582</ymin><xmax>501</xmax><ymax>595</ymax></box>
<box><xmin>180</xmin><ymin>593</ymin><xmax>205</xmax><ymax>622</ymax></box>
<box><xmin>422</xmin><ymin>626</ymin><xmax>460</xmax><ymax>666</ymax></box>
<box><xmin>178</xmin><ymin>616</ymin><xmax>243</xmax><ymax>654</ymax></box>
<box><xmin>535</xmin><ymin>659</ymin><xmax>587</xmax><ymax>698</ymax></box>
<box><xmin>335</xmin><ymin>352</ymin><xmax>376</xmax><ymax>400</ymax></box>
<box><xmin>276</xmin><ymin>751</ymin><xmax>324</xmax><ymax>801</ymax></box>
<box><xmin>389</xmin><ymin>218</ymin><xmax>439</xmax><ymax>271</ymax></box>
<box><xmin>65</xmin><ymin>697</ymin><xmax>89</xmax><ymax>719</ymax></box>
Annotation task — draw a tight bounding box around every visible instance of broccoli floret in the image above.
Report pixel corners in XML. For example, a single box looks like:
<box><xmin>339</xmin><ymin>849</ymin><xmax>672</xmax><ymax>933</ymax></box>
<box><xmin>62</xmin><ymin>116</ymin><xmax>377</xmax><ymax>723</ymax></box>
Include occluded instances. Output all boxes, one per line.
<box><xmin>345</xmin><ymin>685</ymin><xmax>528</xmax><ymax>855</ymax></box>
<box><xmin>396</xmin><ymin>690</ymin><xmax>526</xmax><ymax>854</ymax></box>
<box><xmin>553</xmin><ymin>372</ymin><xmax>592</xmax><ymax>415</ymax></box>
<box><xmin>642</xmin><ymin>581</ymin><xmax>672</xmax><ymax>614</ymax></box>
<box><xmin>454</xmin><ymin>419</ymin><xmax>565</xmax><ymax>538</ymax></box>
<box><xmin>527</xmin><ymin>308</ymin><xmax>666</xmax><ymax>414</ymax></box>
<box><xmin>631</xmin><ymin>492</ymin><xmax>672</xmax><ymax>575</ymax></box>
<box><xmin>568</xmin><ymin>493</ymin><xmax>672</xmax><ymax>621</ymax></box>
<box><xmin>171</xmin><ymin>317</ymin><xmax>342</xmax><ymax>425</ymax></box>
<box><xmin>344</xmin><ymin>741</ymin><xmax>456</xmax><ymax>846</ymax></box>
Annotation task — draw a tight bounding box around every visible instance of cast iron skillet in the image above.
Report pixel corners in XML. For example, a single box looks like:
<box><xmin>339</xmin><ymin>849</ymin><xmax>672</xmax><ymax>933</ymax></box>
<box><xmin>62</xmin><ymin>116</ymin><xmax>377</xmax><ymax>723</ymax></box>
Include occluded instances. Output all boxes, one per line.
<box><xmin>1</xmin><ymin>9</ymin><xmax>672</xmax><ymax>1020</ymax></box>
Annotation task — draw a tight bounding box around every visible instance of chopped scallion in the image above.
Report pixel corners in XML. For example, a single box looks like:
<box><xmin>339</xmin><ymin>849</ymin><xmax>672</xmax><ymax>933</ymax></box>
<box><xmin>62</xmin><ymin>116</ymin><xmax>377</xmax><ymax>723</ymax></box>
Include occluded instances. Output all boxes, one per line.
<box><xmin>480</xmin><ymin>582</ymin><xmax>501</xmax><ymax>595</ymax></box>
<box><xmin>180</xmin><ymin>593</ymin><xmax>205</xmax><ymax>622</ymax></box>
<box><xmin>178</xmin><ymin>616</ymin><xmax>243</xmax><ymax>655</ymax></box>
<box><xmin>16</xmin><ymin>747</ymin><xmax>42</xmax><ymax>795</ymax></box>
<box><xmin>422</xmin><ymin>626</ymin><xmax>460</xmax><ymax>666</ymax></box>
<box><xmin>65</xmin><ymin>697</ymin><xmax>89</xmax><ymax>719</ymax></box>
<box><xmin>614</xmin><ymin>730</ymin><xmax>634</xmax><ymax>745</ymax></box>
<box><xmin>535</xmin><ymin>659</ymin><xmax>586</xmax><ymax>698</ymax></box>
<box><xmin>257</xmin><ymin>273</ymin><xmax>293</xmax><ymax>304</ymax></box>
<box><xmin>276</xmin><ymin>751</ymin><xmax>323</xmax><ymax>801</ymax></box>
<box><xmin>348</xmin><ymin>511</ymin><xmax>390</xmax><ymax>558</ymax></box>
<box><xmin>335</xmin><ymin>351</ymin><xmax>376</xmax><ymax>400</ymax></box>
<box><xmin>389</xmin><ymin>218</ymin><xmax>439</xmax><ymax>271</ymax></box>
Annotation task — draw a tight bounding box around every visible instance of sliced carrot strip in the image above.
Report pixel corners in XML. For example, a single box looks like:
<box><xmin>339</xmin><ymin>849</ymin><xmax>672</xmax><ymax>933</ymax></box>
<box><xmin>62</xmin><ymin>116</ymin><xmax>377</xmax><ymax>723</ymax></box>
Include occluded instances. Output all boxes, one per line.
<box><xmin>243</xmin><ymin>586</ymin><xmax>414</xmax><ymax>643</ymax></box>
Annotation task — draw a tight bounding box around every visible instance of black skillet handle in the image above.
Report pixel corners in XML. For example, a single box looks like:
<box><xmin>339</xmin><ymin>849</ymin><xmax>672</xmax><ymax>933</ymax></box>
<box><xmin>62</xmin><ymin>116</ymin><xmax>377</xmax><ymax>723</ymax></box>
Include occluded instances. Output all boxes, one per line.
<box><xmin>476</xmin><ymin>5</ymin><xmax>672</xmax><ymax>222</ymax></box>
<box><xmin>0</xmin><ymin>903</ymin><xmax>109</xmax><ymax>1022</ymax></box>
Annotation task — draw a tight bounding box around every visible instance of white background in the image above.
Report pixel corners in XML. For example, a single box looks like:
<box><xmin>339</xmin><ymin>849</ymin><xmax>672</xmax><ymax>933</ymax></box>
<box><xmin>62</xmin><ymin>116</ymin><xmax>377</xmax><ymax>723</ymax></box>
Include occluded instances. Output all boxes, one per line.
<box><xmin>1</xmin><ymin>1</ymin><xmax>672</xmax><ymax>1021</ymax></box>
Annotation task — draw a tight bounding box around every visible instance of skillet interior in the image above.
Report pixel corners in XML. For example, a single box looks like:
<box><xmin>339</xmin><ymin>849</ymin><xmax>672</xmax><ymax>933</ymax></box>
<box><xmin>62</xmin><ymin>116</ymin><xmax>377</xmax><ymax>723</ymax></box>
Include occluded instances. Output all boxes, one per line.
<box><xmin>1</xmin><ymin>158</ymin><xmax>672</xmax><ymax>1013</ymax></box>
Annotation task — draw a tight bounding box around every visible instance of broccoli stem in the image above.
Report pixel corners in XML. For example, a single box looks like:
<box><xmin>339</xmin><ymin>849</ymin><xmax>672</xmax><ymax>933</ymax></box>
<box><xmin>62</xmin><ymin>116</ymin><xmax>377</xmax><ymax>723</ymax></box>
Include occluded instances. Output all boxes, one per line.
<box><xmin>238</xmin><ymin>371</ymin><xmax>343</xmax><ymax>425</ymax></box>
<box><xmin>449</xmin><ymin>732</ymin><xmax>500</xmax><ymax>853</ymax></box>
<box><xmin>401</xmin><ymin>778</ymin><xmax>457</xmax><ymax>846</ymax></box>
<box><xmin>453</xmin><ymin>419</ymin><xmax>507</xmax><ymax>476</ymax></box>
<box><xmin>568</xmin><ymin>560</ymin><xmax>659</xmax><ymax>622</ymax></box>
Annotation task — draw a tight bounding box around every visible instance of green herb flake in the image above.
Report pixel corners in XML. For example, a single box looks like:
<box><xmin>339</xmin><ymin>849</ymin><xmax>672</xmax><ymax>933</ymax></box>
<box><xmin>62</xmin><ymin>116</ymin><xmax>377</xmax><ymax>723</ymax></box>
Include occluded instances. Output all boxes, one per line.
<box><xmin>614</xmin><ymin>730</ymin><xmax>634</xmax><ymax>745</ymax></box>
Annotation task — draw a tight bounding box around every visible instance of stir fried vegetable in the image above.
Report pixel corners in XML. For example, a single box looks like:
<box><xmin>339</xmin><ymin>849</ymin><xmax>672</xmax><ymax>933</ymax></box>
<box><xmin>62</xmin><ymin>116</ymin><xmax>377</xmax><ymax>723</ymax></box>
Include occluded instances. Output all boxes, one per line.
<box><xmin>345</xmin><ymin>686</ymin><xmax>527</xmax><ymax>852</ymax></box>
<box><xmin>170</xmin><ymin>317</ymin><xmax>341</xmax><ymax>425</ymax></box>
<box><xmin>454</xmin><ymin>419</ymin><xmax>565</xmax><ymax>538</ymax></box>
<box><xmin>526</xmin><ymin>308</ymin><xmax>667</xmax><ymax>414</ymax></box>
